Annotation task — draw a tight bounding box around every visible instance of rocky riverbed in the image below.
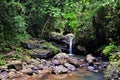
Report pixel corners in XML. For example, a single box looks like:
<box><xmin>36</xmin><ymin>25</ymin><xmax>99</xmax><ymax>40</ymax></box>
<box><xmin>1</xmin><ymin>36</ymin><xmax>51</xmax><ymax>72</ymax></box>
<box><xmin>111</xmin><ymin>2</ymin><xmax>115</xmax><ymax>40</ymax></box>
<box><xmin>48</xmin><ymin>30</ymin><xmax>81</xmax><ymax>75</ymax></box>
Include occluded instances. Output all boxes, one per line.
<box><xmin>0</xmin><ymin>52</ymin><xmax>109</xmax><ymax>80</ymax></box>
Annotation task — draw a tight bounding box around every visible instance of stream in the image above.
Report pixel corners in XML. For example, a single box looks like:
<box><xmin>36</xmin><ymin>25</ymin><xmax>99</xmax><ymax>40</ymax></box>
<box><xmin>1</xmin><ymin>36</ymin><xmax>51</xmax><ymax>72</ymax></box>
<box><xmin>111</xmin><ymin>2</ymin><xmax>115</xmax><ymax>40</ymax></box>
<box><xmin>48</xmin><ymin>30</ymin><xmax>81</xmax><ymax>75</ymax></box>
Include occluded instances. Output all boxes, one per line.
<box><xmin>44</xmin><ymin>54</ymin><xmax>105</xmax><ymax>80</ymax></box>
<box><xmin>46</xmin><ymin>69</ymin><xmax>105</xmax><ymax>80</ymax></box>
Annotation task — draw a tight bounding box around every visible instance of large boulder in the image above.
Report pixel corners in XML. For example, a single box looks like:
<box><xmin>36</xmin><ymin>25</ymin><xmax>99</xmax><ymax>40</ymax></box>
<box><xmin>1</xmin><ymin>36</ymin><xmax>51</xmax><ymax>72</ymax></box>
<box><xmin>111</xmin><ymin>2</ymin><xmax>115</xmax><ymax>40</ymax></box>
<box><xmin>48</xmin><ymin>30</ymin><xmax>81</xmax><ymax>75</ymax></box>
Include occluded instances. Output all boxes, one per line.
<box><xmin>48</xmin><ymin>32</ymin><xmax>66</xmax><ymax>44</ymax></box>
<box><xmin>52</xmin><ymin>65</ymin><xmax>68</xmax><ymax>74</ymax></box>
<box><xmin>53</xmin><ymin>53</ymin><xmax>69</xmax><ymax>60</ymax></box>
<box><xmin>53</xmin><ymin>53</ymin><xmax>69</xmax><ymax>65</ymax></box>
<box><xmin>30</xmin><ymin>49</ymin><xmax>54</xmax><ymax>59</ymax></box>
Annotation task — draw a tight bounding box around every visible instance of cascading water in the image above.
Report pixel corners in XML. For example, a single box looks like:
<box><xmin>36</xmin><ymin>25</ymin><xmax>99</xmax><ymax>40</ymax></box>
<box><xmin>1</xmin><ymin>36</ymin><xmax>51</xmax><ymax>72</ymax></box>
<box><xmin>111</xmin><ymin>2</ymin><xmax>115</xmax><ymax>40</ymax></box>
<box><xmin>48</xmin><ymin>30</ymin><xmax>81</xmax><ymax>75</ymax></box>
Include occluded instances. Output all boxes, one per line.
<box><xmin>69</xmin><ymin>36</ymin><xmax>74</xmax><ymax>55</ymax></box>
<box><xmin>65</xmin><ymin>33</ymin><xmax>74</xmax><ymax>55</ymax></box>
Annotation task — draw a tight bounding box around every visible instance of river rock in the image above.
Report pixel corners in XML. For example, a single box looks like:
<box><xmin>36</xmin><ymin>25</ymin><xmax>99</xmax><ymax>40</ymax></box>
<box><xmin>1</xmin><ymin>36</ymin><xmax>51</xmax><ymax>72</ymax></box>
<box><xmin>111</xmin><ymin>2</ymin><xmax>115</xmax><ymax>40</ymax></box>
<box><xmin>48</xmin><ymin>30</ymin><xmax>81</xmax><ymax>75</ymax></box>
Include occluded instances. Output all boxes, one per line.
<box><xmin>37</xmin><ymin>60</ymin><xmax>52</xmax><ymax>70</ymax></box>
<box><xmin>8</xmin><ymin>71</ymin><xmax>16</xmax><ymax>79</ymax></box>
<box><xmin>30</xmin><ymin>49</ymin><xmax>54</xmax><ymax>59</ymax></box>
<box><xmin>87</xmin><ymin>66</ymin><xmax>95</xmax><ymax>71</ymax></box>
<box><xmin>86</xmin><ymin>54</ymin><xmax>96</xmax><ymax>62</ymax></box>
<box><xmin>64</xmin><ymin>63</ymin><xmax>76</xmax><ymax>71</ymax></box>
<box><xmin>22</xmin><ymin>43</ymin><xmax>37</xmax><ymax>49</ymax></box>
<box><xmin>52</xmin><ymin>59</ymin><xmax>60</xmax><ymax>66</ymax></box>
<box><xmin>21</xmin><ymin>68</ymin><xmax>33</xmax><ymax>75</ymax></box>
<box><xmin>102</xmin><ymin>62</ymin><xmax>109</xmax><ymax>68</ymax></box>
<box><xmin>37</xmin><ymin>64</ymin><xmax>44</xmax><ymax>70</ymax></box>
<box><xmin>52</xmin><ymin>65</ymin><xmax>68</xmax><ymax>74</ymax></box>
<box><xmin>0</xmin><ymin>70</ymin><xmax>8</xmax><ymax>79</ymax></box>
<box><xmin>7</xmin><ymin>60</ymin><xmax>22</xmax><ymax>71</ymax></box>
<box><xmin>68</xmin><ymin>57</ymin><xmax>80</xmax><ymax>67</ymax></box>
<box><xmin>53</xmin><ymin>53</ymin><xmax>69</xmax><ymax>60</ymax></box>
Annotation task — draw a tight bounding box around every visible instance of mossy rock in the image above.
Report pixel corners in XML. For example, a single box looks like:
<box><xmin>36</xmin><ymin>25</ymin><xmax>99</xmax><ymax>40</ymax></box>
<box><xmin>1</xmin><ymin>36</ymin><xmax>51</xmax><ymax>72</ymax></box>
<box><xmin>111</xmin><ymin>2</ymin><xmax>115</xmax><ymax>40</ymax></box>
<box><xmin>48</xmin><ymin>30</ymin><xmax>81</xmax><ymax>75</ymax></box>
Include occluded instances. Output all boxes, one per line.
<box><xmin>41</xmin><ymin>42</ymin><xmax>60</xmax><ymax>54</ymax></box>
<box><xmin>105</xmin><ymin>62</ymin><xmax>120</xmax><ymax>80</ymax></box>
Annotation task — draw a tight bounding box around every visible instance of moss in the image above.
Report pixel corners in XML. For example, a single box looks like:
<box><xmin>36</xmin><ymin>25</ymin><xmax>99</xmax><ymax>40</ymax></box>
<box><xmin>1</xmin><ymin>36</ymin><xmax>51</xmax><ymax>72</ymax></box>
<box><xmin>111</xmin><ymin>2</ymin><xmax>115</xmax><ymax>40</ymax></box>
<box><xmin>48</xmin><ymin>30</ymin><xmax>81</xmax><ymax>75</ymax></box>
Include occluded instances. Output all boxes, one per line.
<box><xmin>42</xmin><ymin>42</ymin><xmax>60</xmax><ymax>54</ymax></box>
<box><xmin>0</xmin><ymin>60</ymin><xmax>5</xmax><ymax>66</ymax></box>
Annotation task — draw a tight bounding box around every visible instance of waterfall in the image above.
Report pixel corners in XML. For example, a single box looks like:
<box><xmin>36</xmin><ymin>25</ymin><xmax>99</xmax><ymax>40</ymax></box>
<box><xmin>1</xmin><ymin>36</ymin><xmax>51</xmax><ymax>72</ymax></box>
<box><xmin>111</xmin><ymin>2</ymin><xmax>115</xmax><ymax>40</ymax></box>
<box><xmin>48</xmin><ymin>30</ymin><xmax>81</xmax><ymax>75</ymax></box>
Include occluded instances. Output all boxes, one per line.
<box><xmin>69</xmin><ymin>36</ymin><xmax>73</xmax><ymax>55</ymax></box>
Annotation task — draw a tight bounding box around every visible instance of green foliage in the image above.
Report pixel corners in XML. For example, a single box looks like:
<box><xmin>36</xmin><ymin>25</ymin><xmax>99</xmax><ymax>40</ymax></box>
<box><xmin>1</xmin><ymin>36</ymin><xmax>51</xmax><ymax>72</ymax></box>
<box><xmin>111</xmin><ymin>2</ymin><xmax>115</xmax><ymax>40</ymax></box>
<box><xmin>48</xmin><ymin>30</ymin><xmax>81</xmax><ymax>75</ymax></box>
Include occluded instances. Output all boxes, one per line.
<box><xmin>0</xmin><ymin>0</ymin><xmax>29</xmax><ymax>51</ymax></box>
<box><xmin>102</xmin><ymin>43</ymin><xmax>117</xmax><ymax>56</ymax></box>
<box><xmin>117</xmin><ymin>46</ymin><xmax>120</xmax><ymax>52</ymax></box>
<box><xmin>104</xmin><ymin>0</ymin><xmax>120</xmax><ymax>43</ymax></box>
<box><xmin>42</xmin><ymin>42</ymin><xmax>60</xmax><ymax>54</ymax></box>
<box><xmin>65</xmin><ymin>12</ymin><xmax>79</xmax><ymax>33</ymax></box>
<box><xmin>0</xmin><ymin>60</ymin><xmax>5</xmax><ymax>66</ymax></box>
<box><xmin>0</xmin><ymin>54</ymin><xmax>3</xmax><ymax>60</ymax></box>
<box><xmin>0</xmin><ymin>54</ymin><xmax>5</xmax><ymax>66</ymax></box>
<box><xmin>15</xmin><ymin>48</ymin><xmax>23</xmax><ymax>54</ymax></box>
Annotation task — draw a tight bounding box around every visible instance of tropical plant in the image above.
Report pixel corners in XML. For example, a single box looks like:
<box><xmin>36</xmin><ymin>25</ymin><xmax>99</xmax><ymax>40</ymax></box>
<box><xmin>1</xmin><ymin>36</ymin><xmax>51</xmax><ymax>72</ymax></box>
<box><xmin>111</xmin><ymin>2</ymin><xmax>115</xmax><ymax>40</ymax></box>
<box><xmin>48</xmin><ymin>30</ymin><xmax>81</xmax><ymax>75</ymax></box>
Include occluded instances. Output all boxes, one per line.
<box><xmin>0</xmin><ymin>0</ymin><xmax>29</xmax><ymax>52</ymax></box>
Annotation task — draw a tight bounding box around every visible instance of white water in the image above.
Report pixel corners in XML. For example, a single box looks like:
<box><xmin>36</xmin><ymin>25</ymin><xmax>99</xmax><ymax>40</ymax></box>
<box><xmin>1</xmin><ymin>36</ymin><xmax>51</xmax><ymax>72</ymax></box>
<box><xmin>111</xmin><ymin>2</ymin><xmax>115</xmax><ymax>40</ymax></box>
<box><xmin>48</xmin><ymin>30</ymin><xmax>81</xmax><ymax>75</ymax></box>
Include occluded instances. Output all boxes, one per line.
<box><xmin>69</xmin><ymin>36</ymin><xmax>74</xmax><ymax>55</ymax></box>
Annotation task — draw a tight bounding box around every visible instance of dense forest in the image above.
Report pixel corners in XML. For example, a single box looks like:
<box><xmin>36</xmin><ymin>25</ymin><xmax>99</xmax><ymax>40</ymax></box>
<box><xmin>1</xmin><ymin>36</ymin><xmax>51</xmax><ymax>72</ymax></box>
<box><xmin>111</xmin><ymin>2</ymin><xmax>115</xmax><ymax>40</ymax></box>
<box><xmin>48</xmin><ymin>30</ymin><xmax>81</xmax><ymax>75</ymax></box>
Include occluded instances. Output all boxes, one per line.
<box><xmin>0</xmin><ymin>0</ymin><xmax>120</xmax><ymax>80</ymax></box>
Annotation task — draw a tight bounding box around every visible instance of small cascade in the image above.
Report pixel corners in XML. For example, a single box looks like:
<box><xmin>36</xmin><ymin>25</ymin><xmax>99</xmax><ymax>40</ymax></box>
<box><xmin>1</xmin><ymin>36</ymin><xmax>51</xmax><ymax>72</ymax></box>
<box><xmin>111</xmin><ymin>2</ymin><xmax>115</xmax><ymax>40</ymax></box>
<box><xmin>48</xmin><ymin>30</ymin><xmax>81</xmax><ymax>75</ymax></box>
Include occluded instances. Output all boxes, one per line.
<box><xmin>69</xmin><ymin>36</ymin><xmax>74</xmax><ymax>55</ymax></box>
<box><xmin>66</xmin><ymin>33</ymin><xmax>74</xmax><ymax>55</ymax></box>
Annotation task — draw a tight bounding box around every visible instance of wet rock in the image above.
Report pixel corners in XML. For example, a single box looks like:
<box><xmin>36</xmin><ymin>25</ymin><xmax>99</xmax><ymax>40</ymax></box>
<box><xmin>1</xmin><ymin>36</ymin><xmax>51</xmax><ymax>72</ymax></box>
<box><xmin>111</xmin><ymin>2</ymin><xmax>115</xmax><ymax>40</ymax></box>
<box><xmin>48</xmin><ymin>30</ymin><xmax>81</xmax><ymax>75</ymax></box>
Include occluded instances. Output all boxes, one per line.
<box><xmin>7</xmin><ymin>61</ymin><xmax>22</xmax><ymax>71</ymax></box>
<box><xmin>87</xmin><ymin>66</ymin><xmax>95</xmax><ymax>71</ymax></box>
<box><xmin>30</xmin><ymin>49</ymin><xmax>54</xmax><ymax>59</ymax></box>
<box><xmin>69</xmin><ymin>57</ymin><xmax>80</xmax><ymax>67</ymax></box>
<box><xmin>64</xmin><ymin>63</ymin><xmax>76</xmax><ymax>71</ymax></box>
<box><xmin>93</xmin><ymin>69</ymin><xmax>99</xmax><ymax>73</ymax></box>
<box><xmin>64</xmin><ymin>33</ymin><xmax>74</xmax><ymax>44</ymax></box>
<box><xmin>0</xmin><ymin>70</ymin><xmax>8</xmax><ymax>79</ymax></box>
<box><xmin>22</xmin><ymin>43</ymin><xmax>37</xmax><ymax>49</ymax></box>
<box><xmin>102</xmin><ymin>62</ymin><xmax>109</xmax><ymax>68</ymax></box>
<box><xmin>52</xmin><ymin>65</ymin><xmax>68</xmax><ymax>74</ymax></box>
